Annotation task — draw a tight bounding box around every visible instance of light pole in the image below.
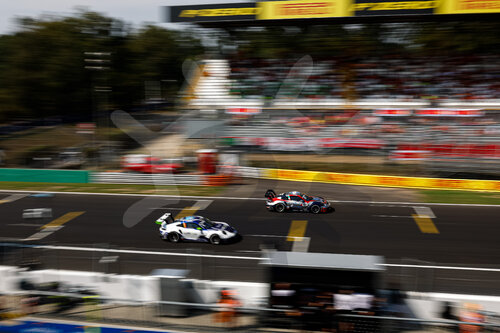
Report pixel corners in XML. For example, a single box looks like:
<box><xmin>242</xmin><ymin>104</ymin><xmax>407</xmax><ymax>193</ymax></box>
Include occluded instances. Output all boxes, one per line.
<box><xmin>84</xmin><ymin>52</ymin><xmax>111</xmax><ymax>169</ymax></box>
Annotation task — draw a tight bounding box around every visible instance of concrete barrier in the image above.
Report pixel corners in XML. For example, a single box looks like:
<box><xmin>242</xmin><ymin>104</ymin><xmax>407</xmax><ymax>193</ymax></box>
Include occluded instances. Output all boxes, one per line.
<box><xmin>0</xmin><ymin>266</ymin><xmax>267</xmax><ymax>307</ymax></box>
<box><xmin>0</xmin><ymin>168</ymin><xmax>89</xmax><ymax>183</ymax></box>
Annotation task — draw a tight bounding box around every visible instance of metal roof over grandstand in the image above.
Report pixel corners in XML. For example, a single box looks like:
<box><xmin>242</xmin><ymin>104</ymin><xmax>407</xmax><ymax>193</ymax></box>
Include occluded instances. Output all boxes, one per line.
<box><xmin>264</xmin><ymin>251</ymin><xmax>385</xmax><ymax>271</ymax></box>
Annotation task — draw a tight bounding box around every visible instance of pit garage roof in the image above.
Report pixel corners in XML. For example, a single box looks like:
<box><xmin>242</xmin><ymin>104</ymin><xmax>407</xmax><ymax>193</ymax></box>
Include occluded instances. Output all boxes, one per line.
<box><xmin>264</xmin><ymin>251</ymin><xmax>385</xmax><ymax>272</ymax></box>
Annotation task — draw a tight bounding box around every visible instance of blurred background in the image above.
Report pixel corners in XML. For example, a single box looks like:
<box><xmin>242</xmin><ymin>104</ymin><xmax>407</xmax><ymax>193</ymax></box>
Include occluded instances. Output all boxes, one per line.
<box><xmin>1</xmin><ymin>2</ymin><xmax>500</xmax><ymax>333</ymax></box>
<box><xmin>0</xmin><ymin>12</ymin><xmax>498</xmax><ymax>178</ymax></box>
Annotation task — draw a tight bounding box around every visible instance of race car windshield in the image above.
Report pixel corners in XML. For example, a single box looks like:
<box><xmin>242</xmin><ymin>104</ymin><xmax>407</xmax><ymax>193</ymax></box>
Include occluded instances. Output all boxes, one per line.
<box><xmin>303</xmin><ymin>195</ymin><xmax>313</xmax><ymax>201</ymax></box>
<box><xmin>200</xmin><ymin>219</ymin><xmax>214</xmax><ymax>229</ymax></box>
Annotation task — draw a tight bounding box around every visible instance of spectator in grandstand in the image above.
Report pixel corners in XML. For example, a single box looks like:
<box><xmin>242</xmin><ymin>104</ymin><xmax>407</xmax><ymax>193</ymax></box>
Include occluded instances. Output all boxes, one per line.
<box><xmin>228</xmin><ymin>53</ymin><xmax>500</xmax><ymax>101</ymax></box>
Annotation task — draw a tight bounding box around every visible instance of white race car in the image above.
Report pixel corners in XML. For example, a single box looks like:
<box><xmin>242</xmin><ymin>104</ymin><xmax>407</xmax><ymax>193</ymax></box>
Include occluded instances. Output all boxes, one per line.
<box><xmin>156</xmin><ymin>213</ymin><xmax>239</xmax><ymax>245</ymax></box>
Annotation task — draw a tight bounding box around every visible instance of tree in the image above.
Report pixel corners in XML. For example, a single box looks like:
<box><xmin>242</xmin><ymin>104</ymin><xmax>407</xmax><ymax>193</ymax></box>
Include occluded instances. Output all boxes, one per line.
<box><xmin>0</xmin><ymin>10</ymin><xmax>205</xmax><ymax>121</ymax></box>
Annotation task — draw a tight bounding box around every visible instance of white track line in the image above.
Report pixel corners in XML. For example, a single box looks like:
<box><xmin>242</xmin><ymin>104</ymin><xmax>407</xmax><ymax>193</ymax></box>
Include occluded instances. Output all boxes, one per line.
<box><xmin>245</xmin><ymin>234</ymin><xmax>289</xmax><ymax>238</ymax></box>
<box><xmin>0</xmin><ymin>193</ymin><xmax>28</xmax><ymax>203</ymax></box>
<box><xmin>291</xmin><ymin>237</ymin><xmax>310</xmax><ymax>252</ymax></box>
<box><xmin>413</xmin><ymin>206</ymin><xmax>436</xmax><ymax>218</ymax></box>
<box><xmin>245</xmin><ymin>234</ymin><xmax>306</xmax><ymax>240</ymax></box>
<box><xmin>16</xmin><ymin>244</ymin><xmax>267</xmax><ymax>261</ymax></box>
<box><xmin>7</xmin><ymin>223</ymin><xmax>44</xmax><ymax>227</ymax></box>
<box><xmin>3</xmin><ymin>242</ymin><xmax>499</xmax><ymax>272</ymax></box>
<box><xmin>24</xmin><ymin>226</ymin><xmax>63</xmax><ymax>241</ymax></box>
<box><xmin>380</xmin><ymin>263</ymin><xmax>500</xmax><ymax>272</ymax></box>
<box><xmin>193</xmin><ymin>200</ymin><xmax>213</xmax><ymax>210</ymax></box>
<box><xmin>373</xmin><ymin>215</ymin><xmax>413</xmax><ymax>218</ymax></box>
<box><xmin>0</xmin><ymin>189</ymin><xmax>498</xmax><ymax>207</ymax></box>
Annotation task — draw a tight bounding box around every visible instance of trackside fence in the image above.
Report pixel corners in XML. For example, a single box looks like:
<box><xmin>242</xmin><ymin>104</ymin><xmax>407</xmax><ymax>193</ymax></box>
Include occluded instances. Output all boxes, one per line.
<box><xmin>90</xmin><ymin>172</ymin><xmax>202</xmax><ymax>186</ymax></box>
<box><xmin>2</xmin><ymin>243</ymin><xmax>500</xmax><ymax>296</ymax></box>
<box><xmin>1</xmin><ymin>167</ymin><xmax>499</xmax><ymax>191</ymax></box>
<box><xmin>2</xmin><ymin>291</ymin><xmax>500</xmax><ymax>333</ymax></box>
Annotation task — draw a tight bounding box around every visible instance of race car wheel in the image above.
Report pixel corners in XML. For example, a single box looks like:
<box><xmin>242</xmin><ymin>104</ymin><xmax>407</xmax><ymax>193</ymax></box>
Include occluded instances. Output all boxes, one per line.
<box><xmin>168</xmin><ymin>232</ymin><xmax>180</xmax><ymax>243</ymax></box>
<box><xmin>310</xmin><ymin>205</ymin><xmax>321</xmax><ymax>214</ymax></box>
<box><xmin>209</xmin><ymin>235</ymin><xmax>221</xmax><ymax>245</ymax></box>
<box><xmin>275</xmin><ymin>203</ymin><xmax>286</xmax><ymax>213</ymax></box>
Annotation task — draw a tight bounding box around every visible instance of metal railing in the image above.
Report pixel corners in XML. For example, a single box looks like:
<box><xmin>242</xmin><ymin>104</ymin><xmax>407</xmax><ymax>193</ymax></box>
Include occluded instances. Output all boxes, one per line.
<box><xmin>3</xmin><ymin>243</ymin><xmax>500</xmax><ymax>296</ymax></box>
<box><xmin>91</xmin><ymin>172</ymin><xmax>202</xmax><ymax>186</ymax></box>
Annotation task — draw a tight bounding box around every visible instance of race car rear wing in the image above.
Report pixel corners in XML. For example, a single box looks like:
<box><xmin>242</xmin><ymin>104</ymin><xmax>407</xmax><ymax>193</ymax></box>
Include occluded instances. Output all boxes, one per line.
<box><xmin>265</xmin><ymin>189</ymin><xmax>276</xmax><ymax>199</ymax></box>
<box><xmin>155</xmin><ymin>213</ymin><xmax>174</xmax><ymax>225</ymax></box>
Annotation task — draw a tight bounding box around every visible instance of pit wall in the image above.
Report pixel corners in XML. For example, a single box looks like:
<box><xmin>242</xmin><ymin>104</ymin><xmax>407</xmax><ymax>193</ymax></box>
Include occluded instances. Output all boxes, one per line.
<box><xmin>2</xmin><ymin>265</ymin><xmax>500</xmax><ymax>321</ymax></box>
<box><xmin>0</xmin><ymin>266</ymin><xmax>267</xmax><ymax>308</ymax></box>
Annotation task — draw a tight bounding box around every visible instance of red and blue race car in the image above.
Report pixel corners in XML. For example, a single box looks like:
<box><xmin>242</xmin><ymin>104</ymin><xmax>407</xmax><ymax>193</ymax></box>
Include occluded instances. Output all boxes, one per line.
<box><xmin>265</xmin><ymin>190</ymin><xmax>333</xmax><ymax>214</ymax></box>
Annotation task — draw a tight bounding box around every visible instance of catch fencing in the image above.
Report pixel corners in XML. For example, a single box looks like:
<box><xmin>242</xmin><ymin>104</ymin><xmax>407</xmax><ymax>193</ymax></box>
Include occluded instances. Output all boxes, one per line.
<box><xmin>2</xmin><ymin>243</ymin><xmax>500</xmax><ymax>296</ymax></box>
<box><xmin>2</xmin><ymin>291</ymin><xmax>500</xmax><ymax>333</ymax></box>
<box><xmin>2</xmin><ymin>167</ymin><xmax>499</xmax><ymax>191</ymax></box>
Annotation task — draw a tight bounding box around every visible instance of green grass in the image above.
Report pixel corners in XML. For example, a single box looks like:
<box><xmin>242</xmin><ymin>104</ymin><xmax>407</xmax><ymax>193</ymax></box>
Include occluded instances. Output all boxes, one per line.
<box><xmin>419</xmin><ymin>189</ymin><xmax>500</xmax><ymax>205</ymax></box>
<box><xmin>0</xmin><ymin>182</ymin><xmax>224</xmax><ymax>196</ymax></box>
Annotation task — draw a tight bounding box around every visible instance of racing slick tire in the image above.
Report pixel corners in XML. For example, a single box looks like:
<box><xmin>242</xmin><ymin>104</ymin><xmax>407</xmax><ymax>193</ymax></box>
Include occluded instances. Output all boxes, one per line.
<box><xmin>168</xmin><ymin>232</ymin><xmax>180</xmax><ymax>243</ymax></box>
<box><xmin>310</xmin><ymin>204</ymin><xmax>321</xmax><ymax>214</ymax></box>
<box><xmin>209</xmin><ymin>235</ymin><xmax>221</xmax><ymax>245</ymax></box>
<box><xmin>275</xmin><ymin>203</ymin><xmax>286</xmax><ymax>213</ymax></box>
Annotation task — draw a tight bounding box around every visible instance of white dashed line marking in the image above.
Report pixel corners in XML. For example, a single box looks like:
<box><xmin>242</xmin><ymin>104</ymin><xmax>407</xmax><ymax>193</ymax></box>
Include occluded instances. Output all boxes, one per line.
<box><xmin>0</xmin><ymin>194</ymin><xmax>28</xmax><ymax>204</ymax></box>
<box><xmin>413</xmin><ymin>206</ymin><xmax>436</xmax><ymax>218</ymax></box>
<box><xmin>374</xmin><ymin>215</ymin><xmax>413</xmax><ymax>218</ymax></box>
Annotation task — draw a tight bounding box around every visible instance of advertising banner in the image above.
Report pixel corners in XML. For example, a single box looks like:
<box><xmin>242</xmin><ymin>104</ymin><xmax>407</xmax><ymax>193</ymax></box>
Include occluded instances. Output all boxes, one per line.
<box><xmin>437</xmin><ymin>0</ymin><xmax>500</xmax><ymax>13</ymax></box>
<box><xmin>226</xmin><ymin>107</ymin><xmax>262</xmax><ymax>115</ymax></box>
<box><xmin>0</xmin><ymin>319</ymin><xmax>171</xmax><ymax>333</ymax></box>
<box><xmin>353</xmin><ymin>0</ymin><xmax>437</xmax><ymax>16</ymax></box>
<box><xmin>257</xmin><ymin>0</ymin><xmax>351</xmax><ymax>20</ymax></box>
<box><xmin>415</xmin><ymin>108</ymin><xmax>484</xmax><ymax>117</ymax></box>
<box><xmin>373</xmin><ymin>109</ymin><xmax>412</xmax><ymax>117</ymax></box>
<box><xmin>165</xmin><ymin>0</ymin><xmax>499</xmax><ymax>24</ymax></box>
<box><xmin>261</xmin><ymin>167</ymin><xmax>500</xmax><ymax>191</ymax></box>
<box><xmin>168</xmin><ymin>3</ymin><xmax>259</xmax><ymax>23</ymax></box>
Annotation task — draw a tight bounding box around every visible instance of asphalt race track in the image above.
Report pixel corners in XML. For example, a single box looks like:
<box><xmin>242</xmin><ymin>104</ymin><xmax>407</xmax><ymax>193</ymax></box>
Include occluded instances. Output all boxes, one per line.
<box><xmin>1</xmin><ymin>189</ymin><xmax>499</xmax><ymax>295</ymax></box>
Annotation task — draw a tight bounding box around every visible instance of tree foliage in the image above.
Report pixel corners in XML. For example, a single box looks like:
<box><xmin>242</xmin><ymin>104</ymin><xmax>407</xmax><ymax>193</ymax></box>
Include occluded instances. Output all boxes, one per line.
<box><xmin>0</xmin><ymin>10</ymin><xmax>204</xmax><ymax>122</ymax></box>
<box><xmin>1</xmin><ymin>13</ymin><xmax>499</xmax><ymax>122</ymax></box>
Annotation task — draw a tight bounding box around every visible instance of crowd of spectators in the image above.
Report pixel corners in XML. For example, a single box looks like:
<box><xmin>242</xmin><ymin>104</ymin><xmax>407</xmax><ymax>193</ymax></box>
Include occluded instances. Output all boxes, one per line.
<box><xmin>229</xmin><ymin>58</ymin><xmax>344</xmax><ymax>99</ymax></box>
<box><xmin>228</xmin><ymin>54</ymin><xmax>500</xmax><ymax>101</ymax></box>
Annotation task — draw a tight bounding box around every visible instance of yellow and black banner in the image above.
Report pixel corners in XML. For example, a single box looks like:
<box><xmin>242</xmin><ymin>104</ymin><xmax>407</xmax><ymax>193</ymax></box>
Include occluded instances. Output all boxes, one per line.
<box><xmin>436</xmin><ymin>0</ymin><xmax>500</xmax><ymax>13</ymax></box>
<box><xmin>261</xmin><ymin>168</ymin><xmax>500</xmax><ymax>192</ymax></box>
<box><xmin>257</xmin><ymin>0</ymin><xmax>351</xmax><ymax>20</ymax></box>
<box><xmin>353</xmin><ymin>0</ymin><xmax>438</xmax><ymax>15</ymax></box>
<box><xmin>165</xmin><ymin>0</ymin><xmax>500</xmax><ymax>23</ymax></box>
<box><xmin>168</xmin><ymin>3</ymin><xmax>259</xmax><ymax>23</ymax></box>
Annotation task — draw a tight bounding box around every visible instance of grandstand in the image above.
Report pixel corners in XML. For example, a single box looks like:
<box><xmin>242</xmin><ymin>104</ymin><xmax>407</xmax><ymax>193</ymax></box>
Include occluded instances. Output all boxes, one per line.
<box><xmin>188</xmin><ymin>53</ymin><xmax>500</xmax><ymax>109</ymax></box>
<box><xmin>185</xmin><ymin>53</ymin><xmax>500</xmax><ymax>175</ymax></box>
<box><xmin>171</xmin><ymin>6</ymin><xmax>500</xmax><ymax>176</ymax></box>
